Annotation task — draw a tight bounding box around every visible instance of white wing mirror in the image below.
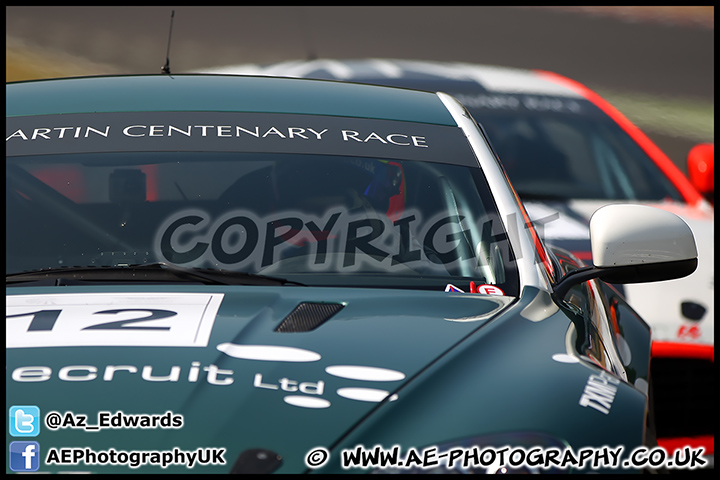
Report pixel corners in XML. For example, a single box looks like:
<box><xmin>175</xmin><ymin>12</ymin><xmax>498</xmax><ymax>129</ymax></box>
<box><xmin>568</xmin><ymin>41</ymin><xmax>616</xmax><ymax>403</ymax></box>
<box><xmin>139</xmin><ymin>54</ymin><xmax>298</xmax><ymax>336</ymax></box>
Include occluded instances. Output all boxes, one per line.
<box><xmin>554</xmin><ymin>204</ymin><xmax>698</xmax><ymax>300</ymax></box>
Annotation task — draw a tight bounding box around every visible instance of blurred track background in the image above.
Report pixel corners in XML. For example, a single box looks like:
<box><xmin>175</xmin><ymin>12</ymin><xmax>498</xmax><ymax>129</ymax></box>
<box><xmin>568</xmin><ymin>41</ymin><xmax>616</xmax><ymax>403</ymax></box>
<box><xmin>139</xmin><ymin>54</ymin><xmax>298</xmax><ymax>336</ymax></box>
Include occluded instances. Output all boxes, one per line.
<box><xmin>6</xmin><ymin>6</ymin><xmax>713</xmax><ymax>174</ymax></box>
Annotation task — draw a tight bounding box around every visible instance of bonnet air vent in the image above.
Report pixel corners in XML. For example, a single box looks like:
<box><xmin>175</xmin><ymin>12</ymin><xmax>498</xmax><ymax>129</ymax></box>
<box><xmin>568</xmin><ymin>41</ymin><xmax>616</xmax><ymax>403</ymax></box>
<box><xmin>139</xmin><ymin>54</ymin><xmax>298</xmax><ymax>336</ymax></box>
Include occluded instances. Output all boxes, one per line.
<box><xmin>275</xmin><ymin>302</ymin><xmax>345</xmax><ymax>333</ymax></box>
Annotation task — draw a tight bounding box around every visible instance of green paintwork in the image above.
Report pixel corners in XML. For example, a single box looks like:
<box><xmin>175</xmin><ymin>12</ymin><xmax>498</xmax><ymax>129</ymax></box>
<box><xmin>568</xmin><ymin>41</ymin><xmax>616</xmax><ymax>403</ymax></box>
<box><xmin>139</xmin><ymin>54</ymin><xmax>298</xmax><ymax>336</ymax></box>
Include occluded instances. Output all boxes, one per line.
<box><xmin>6</xmin><ymin>285</ymin><xmax>649</xmax><ymax>473</ymax></box>
<box><xmin>320</xmin><ymin>287</ymin><xmax>649</xmax><ymax>474</ymax></box>
<box><xmin>6</xmin><ymin>284</ymin><xmax>509</xmax><ymax>473</ymax></box>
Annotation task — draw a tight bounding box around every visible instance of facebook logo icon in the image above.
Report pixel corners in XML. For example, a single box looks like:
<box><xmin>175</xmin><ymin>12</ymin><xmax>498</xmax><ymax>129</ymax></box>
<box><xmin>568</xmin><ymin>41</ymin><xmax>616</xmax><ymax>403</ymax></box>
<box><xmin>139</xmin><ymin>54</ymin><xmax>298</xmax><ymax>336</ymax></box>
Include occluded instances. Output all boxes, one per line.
<box><xmin>9</xmin><ymin>405</ymin><xmax>40</xmax><ymax>437</ymax></box>
<box><xmin>9</xmin><ymin>441</ymin><xmax>41</xmax><ymax>472</ymax></box>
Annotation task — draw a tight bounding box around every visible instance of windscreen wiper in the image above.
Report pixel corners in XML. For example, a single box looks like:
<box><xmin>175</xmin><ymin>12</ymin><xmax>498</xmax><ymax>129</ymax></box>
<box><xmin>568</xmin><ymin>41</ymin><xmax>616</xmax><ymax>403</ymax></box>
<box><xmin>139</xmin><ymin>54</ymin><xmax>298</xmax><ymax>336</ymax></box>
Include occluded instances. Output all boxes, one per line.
<box><xmin>5</xmin><ymin>262</ymin><xmax>306</xmax><ymax>287</ymax></box>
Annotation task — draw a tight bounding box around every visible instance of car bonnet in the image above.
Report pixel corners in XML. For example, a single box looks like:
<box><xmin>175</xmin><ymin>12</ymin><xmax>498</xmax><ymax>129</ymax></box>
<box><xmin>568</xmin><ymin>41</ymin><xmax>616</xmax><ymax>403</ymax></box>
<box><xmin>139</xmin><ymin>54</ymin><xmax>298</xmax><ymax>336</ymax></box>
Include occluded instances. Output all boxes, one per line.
<box><xmin>6</xmin><ymin>285</ymin><xmax>513</xmax><ymax>473</ymax></box>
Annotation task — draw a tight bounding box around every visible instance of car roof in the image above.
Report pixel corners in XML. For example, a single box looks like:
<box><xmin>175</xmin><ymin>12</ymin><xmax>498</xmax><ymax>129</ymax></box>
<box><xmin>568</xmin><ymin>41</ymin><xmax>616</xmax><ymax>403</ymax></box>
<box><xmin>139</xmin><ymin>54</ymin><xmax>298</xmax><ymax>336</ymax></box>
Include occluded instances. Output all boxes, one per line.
<box><xmin>5</xmin><ymin>74</ymin><xmax>457</xmax><ymax>126</ymax></box>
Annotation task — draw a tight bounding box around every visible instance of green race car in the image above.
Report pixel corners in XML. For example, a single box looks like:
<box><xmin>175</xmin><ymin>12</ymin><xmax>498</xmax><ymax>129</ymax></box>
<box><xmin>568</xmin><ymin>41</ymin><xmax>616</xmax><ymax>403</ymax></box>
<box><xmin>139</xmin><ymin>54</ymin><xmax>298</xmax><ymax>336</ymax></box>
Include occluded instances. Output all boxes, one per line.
<box><xmin>6</xmin><ymin>74</ymin><xmax>701</xmax><ymax>473</ymax></box>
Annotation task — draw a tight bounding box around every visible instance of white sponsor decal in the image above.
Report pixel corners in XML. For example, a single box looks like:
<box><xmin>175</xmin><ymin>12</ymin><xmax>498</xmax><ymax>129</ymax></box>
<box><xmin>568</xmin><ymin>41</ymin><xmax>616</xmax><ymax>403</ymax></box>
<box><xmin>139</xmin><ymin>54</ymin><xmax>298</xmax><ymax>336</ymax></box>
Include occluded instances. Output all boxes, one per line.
<box><xmin>578</xmin><ymin>370</ymin><xmax>620</xmax><ymax>415</ymax></box>
<box><xmin>283</xmin><ymin>396</ymin><xmax>332</xmax><ymax>409</ymax></box>
<box><xmin>336</xmin><ymin>387</ymin><xmax>398</xmax><ymax>403</ymax></box>
<box><xmin>5</xmin><ymin>124</ymin><xmax>429</xmax><ymax>146</ymax></box>
<box><xmin>214</xmin><ymin>345</ymin><xmax>408</xmax><ymax>409</ymax></box>
<box><xmin>216</xmin><ymin>343</ymin><xmax>322</xmax><ymax>362</ymax></box>
<box><xmin>325</xmin><ymin>365</ymin><xmax>405</xmax><ymax>382</ymax></box>
<box><xmin>6</xmin><ymin>293</ymin><xmax>223</xmax><ymax>348</ymax></box>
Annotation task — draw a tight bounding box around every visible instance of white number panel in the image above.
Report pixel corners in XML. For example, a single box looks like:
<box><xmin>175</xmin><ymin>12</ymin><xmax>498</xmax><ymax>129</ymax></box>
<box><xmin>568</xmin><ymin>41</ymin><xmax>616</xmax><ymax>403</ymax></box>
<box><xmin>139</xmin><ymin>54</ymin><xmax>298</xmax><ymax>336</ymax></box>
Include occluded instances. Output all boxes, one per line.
<box><xmin>6</xmin><ymin>292</ymin><xmax>224</xmax><ymax>348</ymax></box>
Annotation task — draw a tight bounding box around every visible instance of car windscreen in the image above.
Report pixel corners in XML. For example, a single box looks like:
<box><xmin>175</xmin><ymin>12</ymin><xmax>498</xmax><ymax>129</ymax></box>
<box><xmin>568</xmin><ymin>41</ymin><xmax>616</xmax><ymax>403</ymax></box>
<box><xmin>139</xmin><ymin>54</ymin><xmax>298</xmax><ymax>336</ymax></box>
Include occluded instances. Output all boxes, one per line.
<box><xmin>454</xmin><ymin>94</ymin><xmax>684</xmax><ymax>202</ymax></box>
<box><xmin>6</xmin><ymin>113</ymin><xmax>519</xmax><ymax>296</ymax></box>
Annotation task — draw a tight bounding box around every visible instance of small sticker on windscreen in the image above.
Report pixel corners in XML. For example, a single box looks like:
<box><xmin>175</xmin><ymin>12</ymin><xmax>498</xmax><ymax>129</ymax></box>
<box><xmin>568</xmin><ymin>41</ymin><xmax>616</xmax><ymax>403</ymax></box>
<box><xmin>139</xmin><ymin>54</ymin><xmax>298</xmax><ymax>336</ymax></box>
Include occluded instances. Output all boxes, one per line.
<box><xmin>444</xmin><ymin>284</ymin><xmax>465</xmax><ymax>293</ymax></box>
<box><xmin>470</xmin><ymin>282</ymin><xmax>505</xmax><ymax>296</ymax></box>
